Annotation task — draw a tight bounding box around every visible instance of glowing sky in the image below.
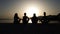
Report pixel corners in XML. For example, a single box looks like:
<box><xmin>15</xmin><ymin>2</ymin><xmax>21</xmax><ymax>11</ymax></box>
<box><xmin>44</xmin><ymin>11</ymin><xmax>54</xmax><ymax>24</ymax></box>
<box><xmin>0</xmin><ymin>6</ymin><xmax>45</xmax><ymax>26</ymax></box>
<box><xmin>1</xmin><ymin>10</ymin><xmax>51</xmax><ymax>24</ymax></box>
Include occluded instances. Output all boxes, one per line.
<box><xmin>0</xmin><ymin>0</ymin><xmax>60</xmax><ymax>19</ymax></box>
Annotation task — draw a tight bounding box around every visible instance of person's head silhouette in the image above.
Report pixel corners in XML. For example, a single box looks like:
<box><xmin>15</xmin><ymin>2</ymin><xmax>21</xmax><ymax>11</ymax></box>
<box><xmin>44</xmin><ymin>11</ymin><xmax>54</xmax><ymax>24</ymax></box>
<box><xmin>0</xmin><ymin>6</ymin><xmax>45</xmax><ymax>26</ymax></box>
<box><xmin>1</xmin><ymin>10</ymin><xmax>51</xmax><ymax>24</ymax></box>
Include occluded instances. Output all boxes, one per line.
<box><xmin>24</xmin><ymin>13</ymin><xmax>26</xmax><ymax>16</ymax></box>
<box><xmin>14</xmin><ymin>13</ymin><xmax>18</xmax><ymax>17</ymax></box>
<box><xmin>33</xmin><ymin>13</ymin><xmax>36</xmax><ymax>17</ymax></box>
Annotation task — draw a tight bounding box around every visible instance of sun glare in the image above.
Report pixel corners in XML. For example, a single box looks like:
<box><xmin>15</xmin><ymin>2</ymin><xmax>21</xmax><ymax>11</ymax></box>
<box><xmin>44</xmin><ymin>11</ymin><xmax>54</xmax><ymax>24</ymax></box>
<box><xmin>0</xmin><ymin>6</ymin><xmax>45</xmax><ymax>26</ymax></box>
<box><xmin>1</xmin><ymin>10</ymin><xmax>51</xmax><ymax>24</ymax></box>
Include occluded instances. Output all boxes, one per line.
<box><xmin>25</xmin><ymin>6</ymin><xmax>39</xmax><ymax>17</ymax></box>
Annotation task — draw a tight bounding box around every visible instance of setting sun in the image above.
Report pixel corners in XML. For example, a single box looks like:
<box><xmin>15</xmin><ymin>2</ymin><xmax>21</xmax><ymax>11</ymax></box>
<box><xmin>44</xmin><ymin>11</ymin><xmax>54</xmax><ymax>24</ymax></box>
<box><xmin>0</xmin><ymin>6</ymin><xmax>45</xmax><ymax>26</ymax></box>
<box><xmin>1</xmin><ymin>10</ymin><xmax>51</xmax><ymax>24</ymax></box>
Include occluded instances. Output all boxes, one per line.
<box><xmin>24</xmin><ymin>6</ymin><xmax>39</xmax><ymax>17</ymax></box>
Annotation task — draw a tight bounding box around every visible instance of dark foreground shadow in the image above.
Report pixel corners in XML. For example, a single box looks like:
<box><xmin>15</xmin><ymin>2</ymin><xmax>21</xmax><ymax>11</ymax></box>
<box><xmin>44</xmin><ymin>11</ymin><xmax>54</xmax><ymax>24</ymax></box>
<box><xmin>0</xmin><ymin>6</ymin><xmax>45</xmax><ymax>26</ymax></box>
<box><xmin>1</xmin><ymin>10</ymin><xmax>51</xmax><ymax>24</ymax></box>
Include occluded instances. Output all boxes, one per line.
<box><xmin>0</xmin><ymin>23</ymin><xmax>60</xmax><ymax>34</ymax></box>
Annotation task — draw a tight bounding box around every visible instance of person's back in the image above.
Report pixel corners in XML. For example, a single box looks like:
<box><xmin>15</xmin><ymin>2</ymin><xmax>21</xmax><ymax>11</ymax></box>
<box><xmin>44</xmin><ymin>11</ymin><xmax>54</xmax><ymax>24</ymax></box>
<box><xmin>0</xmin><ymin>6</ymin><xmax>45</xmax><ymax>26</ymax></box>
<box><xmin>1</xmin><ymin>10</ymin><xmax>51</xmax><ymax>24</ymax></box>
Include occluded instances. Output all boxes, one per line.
<box><xmin>31</xmin><ymin>14</ymin><xmax>38</xmax><ymax>24</ymax></box>
<box><xmin>23</xmin><ymin>13</ymin><xmax>29</xmax><ymax>24</ymax></box>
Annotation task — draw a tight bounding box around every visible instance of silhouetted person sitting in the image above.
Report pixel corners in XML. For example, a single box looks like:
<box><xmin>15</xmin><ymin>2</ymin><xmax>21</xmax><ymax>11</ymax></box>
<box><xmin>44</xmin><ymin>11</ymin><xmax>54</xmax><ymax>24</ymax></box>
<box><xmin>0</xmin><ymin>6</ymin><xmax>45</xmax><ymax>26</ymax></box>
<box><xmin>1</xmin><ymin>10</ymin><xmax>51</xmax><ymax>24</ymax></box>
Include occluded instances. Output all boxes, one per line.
<box><xmin>41</xmin><ymin>12</ymin><xmax>49</xmax><ymax>24</ymax></box>
<box><xmin>14</xmin><ymin>13</ymin><xmax>21</xmax><ymax>24</ymax></box>
<box><xmin>22</xmin><ymin>13</ymin><xmax>29</xmax><ymax>24</ymax></box>
<box><xmin>31</xmin><ymin>13</ymin><xmax>38</xmax><ymax>24</ymax></box>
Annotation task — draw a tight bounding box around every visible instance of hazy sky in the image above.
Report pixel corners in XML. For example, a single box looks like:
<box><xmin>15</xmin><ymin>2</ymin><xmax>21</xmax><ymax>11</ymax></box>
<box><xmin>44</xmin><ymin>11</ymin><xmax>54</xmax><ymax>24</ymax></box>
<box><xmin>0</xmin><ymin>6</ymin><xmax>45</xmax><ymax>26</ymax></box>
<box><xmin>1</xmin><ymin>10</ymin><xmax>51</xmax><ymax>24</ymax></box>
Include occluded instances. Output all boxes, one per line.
<box><xmin>0</xmin><ymin>0</ymin><xmax>60</xmax><ymax>19</ymax></box>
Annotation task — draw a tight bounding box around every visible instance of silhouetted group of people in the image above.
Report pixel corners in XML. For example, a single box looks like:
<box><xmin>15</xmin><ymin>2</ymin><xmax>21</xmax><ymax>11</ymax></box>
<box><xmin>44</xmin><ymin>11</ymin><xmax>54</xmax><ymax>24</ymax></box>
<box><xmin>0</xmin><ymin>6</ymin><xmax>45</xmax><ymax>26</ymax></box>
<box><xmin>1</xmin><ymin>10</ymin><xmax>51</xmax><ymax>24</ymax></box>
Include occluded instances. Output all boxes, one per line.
<box><xmin>14</xmin><ymin>12</ymin><xmax>49</xmax><ymax>24</ymax></box>
<box><xmin>14</xmin><ymin>13</ymin><xmax>39</xmax><ymax>24</ymax></box>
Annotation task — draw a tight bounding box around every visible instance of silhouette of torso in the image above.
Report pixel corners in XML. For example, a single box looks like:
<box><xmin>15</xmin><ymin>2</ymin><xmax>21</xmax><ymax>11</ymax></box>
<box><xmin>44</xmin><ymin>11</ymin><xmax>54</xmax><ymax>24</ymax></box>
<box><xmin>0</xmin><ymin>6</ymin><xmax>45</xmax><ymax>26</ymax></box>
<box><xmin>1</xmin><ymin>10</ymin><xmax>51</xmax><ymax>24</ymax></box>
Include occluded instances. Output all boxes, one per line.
<box><xmin>14</xmin><ymin>16</ymin><xmax>20</xmax><ymax>24</ymax></box>
<box><xmin>23</xmin><ymin>16</ymin><xmax>29</xmax><ymax>24</ymax></box>
<box><xmin>41</xmin><ymin>16</ymin><xmax>49</xmax><ymax>24</ymax></box>
<box><xmin>31</xmin><ymin>16</ymin><xmax>38</xmax><ymax>24</ymax></box>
